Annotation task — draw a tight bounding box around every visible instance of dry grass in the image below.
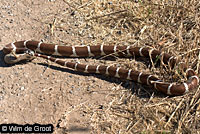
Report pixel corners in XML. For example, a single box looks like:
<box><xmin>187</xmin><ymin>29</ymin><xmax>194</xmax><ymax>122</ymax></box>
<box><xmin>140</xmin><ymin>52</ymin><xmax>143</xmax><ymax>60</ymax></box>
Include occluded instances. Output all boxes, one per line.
<box><xmin>48</xmin><ymin>0</ymin><xmax>200</xmax><ymax>133</ymax></box>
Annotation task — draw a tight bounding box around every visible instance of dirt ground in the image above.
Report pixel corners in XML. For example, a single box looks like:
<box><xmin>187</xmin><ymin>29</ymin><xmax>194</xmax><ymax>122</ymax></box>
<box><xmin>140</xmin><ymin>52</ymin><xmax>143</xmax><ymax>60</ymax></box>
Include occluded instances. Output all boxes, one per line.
<box><xmin>0</xmin><ymin>1</ymin><xmax>110</xmax><ymax>133</ymax></box>
<box><xmin>0</xmin><ymin>0</ymin><xmax>200</xmax><ymax>134</ymax></box>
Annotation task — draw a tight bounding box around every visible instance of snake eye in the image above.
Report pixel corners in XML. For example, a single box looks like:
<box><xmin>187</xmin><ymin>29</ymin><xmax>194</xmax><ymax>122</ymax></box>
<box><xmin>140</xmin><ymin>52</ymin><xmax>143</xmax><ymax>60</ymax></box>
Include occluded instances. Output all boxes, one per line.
<box><xmin>25</xmin><ymin>50</ymin><xmax>35</xmax><ymax>56</ymax></box>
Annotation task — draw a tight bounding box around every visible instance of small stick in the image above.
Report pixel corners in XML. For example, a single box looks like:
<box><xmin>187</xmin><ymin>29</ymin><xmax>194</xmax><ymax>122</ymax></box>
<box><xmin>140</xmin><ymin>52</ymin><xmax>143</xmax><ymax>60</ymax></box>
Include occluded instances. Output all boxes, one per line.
<box><xmin>86</xmin><ymin>10</ymin><xmax>127</xmax><ymax>21</ymax></box>
<box><xmin>164</xmin><ymin>99</ymin><xmax>183</xmax><ymax>128</ymax></box>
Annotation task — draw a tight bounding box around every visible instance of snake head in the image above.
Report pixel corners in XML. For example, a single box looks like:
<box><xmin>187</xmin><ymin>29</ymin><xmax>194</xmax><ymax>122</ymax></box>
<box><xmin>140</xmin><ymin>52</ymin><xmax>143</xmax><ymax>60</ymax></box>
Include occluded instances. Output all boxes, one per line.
<box><xmin>4</xmin><ymin>53</ymin><xmax>35</xmax><ymax>64</ymax></box>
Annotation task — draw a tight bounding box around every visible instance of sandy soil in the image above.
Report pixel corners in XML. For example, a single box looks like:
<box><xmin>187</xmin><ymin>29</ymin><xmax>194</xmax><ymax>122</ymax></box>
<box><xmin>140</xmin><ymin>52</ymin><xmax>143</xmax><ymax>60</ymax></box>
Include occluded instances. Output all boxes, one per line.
<box><xmin>0</xmin><ymin>1</ymin><xmax>117</xmax><ymax>133</ymax></box>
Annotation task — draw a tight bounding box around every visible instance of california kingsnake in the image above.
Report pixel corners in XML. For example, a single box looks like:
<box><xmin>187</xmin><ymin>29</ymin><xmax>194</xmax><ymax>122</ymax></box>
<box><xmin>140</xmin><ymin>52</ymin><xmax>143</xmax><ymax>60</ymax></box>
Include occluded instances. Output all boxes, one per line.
<box><xmin>3</xmin><ymin>40</ymin><xmax>199</xmax><ymax>95</ymax></box>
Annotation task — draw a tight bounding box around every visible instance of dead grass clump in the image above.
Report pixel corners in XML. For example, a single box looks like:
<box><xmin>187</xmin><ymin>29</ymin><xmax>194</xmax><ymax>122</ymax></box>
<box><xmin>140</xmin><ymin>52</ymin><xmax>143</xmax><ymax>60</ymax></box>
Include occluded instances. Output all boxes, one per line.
<box><xmin>48</xmin><ymin>0</ymin><xmax>200</xmax><ymax>133</ymax></box>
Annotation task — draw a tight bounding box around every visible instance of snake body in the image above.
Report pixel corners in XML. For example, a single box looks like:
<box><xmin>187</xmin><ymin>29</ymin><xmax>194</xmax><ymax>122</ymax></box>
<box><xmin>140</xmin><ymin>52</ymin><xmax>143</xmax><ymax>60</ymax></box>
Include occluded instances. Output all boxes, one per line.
<box><xmin>3</xmin><ymin>40</ymin><xmax>199</xmax><ymax>95</ymax></box>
